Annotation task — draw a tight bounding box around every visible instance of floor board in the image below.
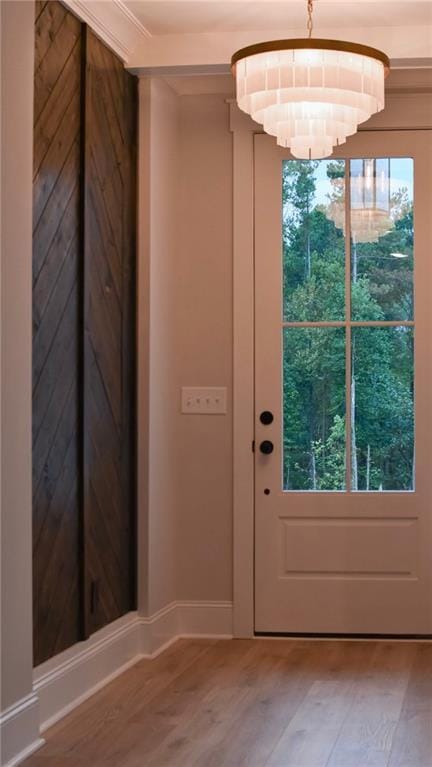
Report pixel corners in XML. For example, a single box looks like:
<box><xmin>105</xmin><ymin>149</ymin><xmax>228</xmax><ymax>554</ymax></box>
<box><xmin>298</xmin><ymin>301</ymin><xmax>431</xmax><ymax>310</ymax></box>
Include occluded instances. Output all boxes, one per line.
<box><xmin>23</xmin><ymin>639</ymin><xmax>432</xmax><ymax>767</ymax></box>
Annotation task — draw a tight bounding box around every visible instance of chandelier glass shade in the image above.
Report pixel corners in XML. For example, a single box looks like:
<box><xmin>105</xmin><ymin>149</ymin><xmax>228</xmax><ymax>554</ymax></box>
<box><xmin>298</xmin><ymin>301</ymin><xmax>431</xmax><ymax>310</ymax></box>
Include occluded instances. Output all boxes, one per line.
<box><xmin>232</xmin><ymin>39</ymin><xmax>389</xmax><ymax>159</ymax></box>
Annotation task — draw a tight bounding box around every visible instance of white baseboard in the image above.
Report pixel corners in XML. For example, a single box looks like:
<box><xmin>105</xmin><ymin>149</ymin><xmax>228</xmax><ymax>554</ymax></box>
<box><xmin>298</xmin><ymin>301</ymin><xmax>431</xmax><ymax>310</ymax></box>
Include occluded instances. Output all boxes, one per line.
<box><xmin>177</xmin><ymin>600</ymin><xmax>233</xmax><ymax>638</ymax></box>
<box><xmin>140</xmin><ymin>602</ymin><xmax>181</xmax><ymax>657</ymax></box>
<box><xmin>34</xmin><ymin>611</ymin><xmax>142</xmax><ymax>732</ymax></box>
<box><xmin>140</xmin><ymin>600</ymin><xmax>233</xmax><ymax>655</ymax></box>
<box><xmin>33</xmin><ymin>600</ymin><xmax>233</xmax><ymax>738</ymax></box>
<box><xmin>0</xmin><ymin>693</ymin><xmax>43</xmax><ymax>767</ymax></box>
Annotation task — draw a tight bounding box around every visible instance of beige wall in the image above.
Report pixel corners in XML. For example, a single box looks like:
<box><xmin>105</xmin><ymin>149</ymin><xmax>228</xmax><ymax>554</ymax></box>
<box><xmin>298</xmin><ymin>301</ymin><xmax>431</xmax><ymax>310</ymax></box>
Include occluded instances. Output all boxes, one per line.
<box><xmin>138</xmin><ymin>77</ymin><xmax>181</xmax><ymax>615</ymax></box>
<box><xmin>0</xmin><ymin>3</ymin><xmax>41</xmax><ymax>762</ymax></box>
<box><xmin>1</xmin><ymin>0</ymin><xmax>35</xmax><ymax>710</ymax></box>
<box><xmin>175</xmin><ymin>94</ymin><xmax>233</xmax><ymax>601</ymax></box>
<box><xmin>138</xmin><ymin>83</ymin><xmax>233</xmax><ymax>613</ymax></box>
<box><xmin>137</xmin><ymin>73</ymin><xmax>432</xmax><ymax>618</ymax></box>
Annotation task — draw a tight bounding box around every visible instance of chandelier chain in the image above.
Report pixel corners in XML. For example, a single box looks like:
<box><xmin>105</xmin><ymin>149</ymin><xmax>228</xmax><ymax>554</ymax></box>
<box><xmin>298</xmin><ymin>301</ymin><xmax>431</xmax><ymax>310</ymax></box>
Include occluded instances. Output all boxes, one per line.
<box><xmin>307</xmin><ymin>0</ymin><xmax>314</xmax><ymax>38</ymax></box>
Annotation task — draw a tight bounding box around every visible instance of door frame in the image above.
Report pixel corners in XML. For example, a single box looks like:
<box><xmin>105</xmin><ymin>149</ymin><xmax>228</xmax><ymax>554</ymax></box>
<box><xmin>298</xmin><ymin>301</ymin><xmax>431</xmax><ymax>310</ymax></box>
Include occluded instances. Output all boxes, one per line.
<box><xmin>229</xmin><ymin>75</ymin><xmax>432</xmax><ymax>639</ymax></box>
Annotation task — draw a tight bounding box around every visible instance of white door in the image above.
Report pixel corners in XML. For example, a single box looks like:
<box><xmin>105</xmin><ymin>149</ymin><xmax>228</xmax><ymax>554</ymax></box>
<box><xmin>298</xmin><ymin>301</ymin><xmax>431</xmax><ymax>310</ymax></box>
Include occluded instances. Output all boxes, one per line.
<box><xmin>254</xmin><ymin>130</ymin><xmax>432</xmax><ymax>635</ymax></box>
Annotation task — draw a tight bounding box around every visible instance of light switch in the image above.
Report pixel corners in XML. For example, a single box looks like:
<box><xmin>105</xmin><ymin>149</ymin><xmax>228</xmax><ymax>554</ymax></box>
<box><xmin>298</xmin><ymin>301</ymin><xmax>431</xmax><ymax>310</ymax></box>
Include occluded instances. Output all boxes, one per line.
<box><xmin>181</xmin><ymin>387</ymin><xmax>227</xmax><ymax>415</ymax></box>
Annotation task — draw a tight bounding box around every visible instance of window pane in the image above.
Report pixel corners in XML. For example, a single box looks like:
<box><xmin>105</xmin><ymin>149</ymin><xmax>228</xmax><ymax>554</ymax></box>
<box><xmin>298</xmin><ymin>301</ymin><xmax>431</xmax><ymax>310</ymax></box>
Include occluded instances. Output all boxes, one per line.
<box><xmin>283</xmin><ymin>328</ymin><xmax>346</xmax><ymax>491</ymax></box>
<box><xmin>350</xmin><ymin>158</ymin><xmax>414</xmax><ymax>321</ymax></box>
<box><xmin>283</xmin><ymin>159</ymin><xmax>346</xmax><ymax>321</ymax></box>
<box><xmin>351</xmin><ymin>327</ymin><xmax>414</xmax><ymax>491</ymax></box>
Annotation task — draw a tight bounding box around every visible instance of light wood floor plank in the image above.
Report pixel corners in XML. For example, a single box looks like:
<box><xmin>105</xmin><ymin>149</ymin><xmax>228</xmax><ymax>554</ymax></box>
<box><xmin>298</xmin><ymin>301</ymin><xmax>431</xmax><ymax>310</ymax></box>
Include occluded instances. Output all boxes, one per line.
<box><xmin>326</xmin><ymin>642</ymin><xmax>416</xmax><ymax>767</ymax></box>
<box><xmin>22</xmin><ymin>639</ymin><xmax>432</xmax><ymax>767</ymax></box>
<box><xmin>263</xmin><ymin>641</ymin><xmax>372</xmax><ymax>767</ymax></box>
<box><xmin>387</xmin><ymin>644</ymin><xmax>432</xmax><ymax>767</ymax></box>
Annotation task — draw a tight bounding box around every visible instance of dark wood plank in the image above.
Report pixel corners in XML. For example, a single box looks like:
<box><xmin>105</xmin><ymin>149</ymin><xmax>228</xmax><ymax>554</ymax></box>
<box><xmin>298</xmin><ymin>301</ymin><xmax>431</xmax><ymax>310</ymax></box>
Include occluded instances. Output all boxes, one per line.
<box><xmin>33</xmin><ymin>136</ymin><xmax>80</xmax><ymax>265</ymax></box>
<box><xmin>33</xmin><ymin>80</ymin><xmax>81</xmax><ymax>224</ymax></box>
<box><xmin>34</xmin><ymin>38</ymin><xmax>81</xmax><ymax>180</ymax></box>
<box><xmin>83</xmin><ymin>28</ymin><xmax>137</xmax><ymax>636</ymax></box>
<box><xmin>33</xmin><ymin>238</ymin><xmax>79</xmax><ymax>385</ymax></box>
<box><xmin>33</xmin><ymin>380</ymin><xmax>79</xmax><ymax>550</ymax></box>
<box><xmin>34</xmin><ymin>1</ymin><xmax>50</xmax><ymax>26</ymax></box>
<box><xmin>34</xmin><ymin>9</ymin><xmax>81</xmax><ymax>125</ymax></box>
<box><xmin>34</xmin><ymin>2</ymin><xmax>67</xmax><ymax>72</ymax></box>
<box><xmin>32</xmin><ymin>1</ymin><xmax>83</xmax><ymax>666</ymax></box>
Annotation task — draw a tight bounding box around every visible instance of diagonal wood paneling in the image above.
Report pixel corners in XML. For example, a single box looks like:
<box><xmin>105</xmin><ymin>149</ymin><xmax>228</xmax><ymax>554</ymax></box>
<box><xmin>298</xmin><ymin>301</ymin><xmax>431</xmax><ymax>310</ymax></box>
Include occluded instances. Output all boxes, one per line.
<box><xmin>83</xmin><ymin>28</ymin><xmax>137</xmax><ymax>635</ymax></box>
<box><xmin>32</xmin><ymin>1</ymin><xmax>83</xmax><ymax>666</ymax></box>
<box><xmin>33</xmin><ymin>6</ymin><xmax>137</xmax><ymax>664</ymax></box>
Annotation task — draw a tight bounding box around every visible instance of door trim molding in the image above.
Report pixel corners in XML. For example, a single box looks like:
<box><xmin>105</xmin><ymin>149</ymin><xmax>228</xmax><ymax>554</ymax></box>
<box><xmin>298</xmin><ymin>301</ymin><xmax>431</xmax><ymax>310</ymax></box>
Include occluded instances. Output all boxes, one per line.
<box><xmin>229</xmin><ymin>103</ymin><xmax>257</xmax><ymax>638</ymax></box>
<box><xmin>229</xmin><ymin>84</ymin><xmax>432</xmax><ymax>640</ymax></box>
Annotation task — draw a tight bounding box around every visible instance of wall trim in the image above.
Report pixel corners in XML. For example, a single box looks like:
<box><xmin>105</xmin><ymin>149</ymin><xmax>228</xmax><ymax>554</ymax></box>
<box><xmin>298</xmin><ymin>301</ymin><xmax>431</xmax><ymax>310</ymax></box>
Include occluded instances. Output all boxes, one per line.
<box><xmin>112</xmin><ymin>0</ymin><xmax>152</xmax><ymax>39</ymax></box>
<box><xmin>62</xmin><ymin>0</ymin><xmax>151</xmax><ymax>62</ymax></box>
<box><xmin>33</xmin><ymin>602</ymin><xmax>233</xmax><ymax>738</ymax></box>
<box><xmin>230</xmin><ymin>103</ymin><xmax>257</xmax><ymax>639</ymax></box>
<box><xmin>0</xmin><ymin>694</ymin><xmax>44</xmax><ymax>767</ymax></box>
<box><xmin>2</xmin><ymin>739</ymin><xmax>45</xmax><ymax>767</ymax></box>
<box><xmin>34</xmin><ymin>612</ymin><xmax>142</xmax><ymax>731</ymax></box>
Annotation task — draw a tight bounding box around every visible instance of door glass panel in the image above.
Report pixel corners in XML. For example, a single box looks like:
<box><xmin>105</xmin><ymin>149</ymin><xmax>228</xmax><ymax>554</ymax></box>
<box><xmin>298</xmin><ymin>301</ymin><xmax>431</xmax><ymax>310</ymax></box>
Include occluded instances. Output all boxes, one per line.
<box><xmin>283</xmin><ymin>328</ymin><xmax>346</xmax><ymax>491</ymax></box>
<box><xmin>281</xmin><ymin>155</ymin><xmax>415</xmax><ymax>493</ymax></box>
<box><xmin>351</xmin><ymin>327</ymin><xmax>414</xmax><ymax>491</ymax></box>
<box><xmin>283</xmin><ymin>159</ymin><xmax>346</xmax><ymax>322</ymax></box>
<box><xmin>350</xmin><ymin>158</ymin><xmax>414</xmax><ymax>321</ymax></box>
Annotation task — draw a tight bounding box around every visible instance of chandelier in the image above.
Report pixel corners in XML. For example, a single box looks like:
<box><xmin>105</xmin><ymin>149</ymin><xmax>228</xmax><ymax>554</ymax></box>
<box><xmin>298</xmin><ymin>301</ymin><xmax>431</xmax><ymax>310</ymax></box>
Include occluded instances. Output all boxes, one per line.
<box><xmin>231</xmin><ymin>0</ymin><xmax>390</xmax><ymax>159</ymax></box>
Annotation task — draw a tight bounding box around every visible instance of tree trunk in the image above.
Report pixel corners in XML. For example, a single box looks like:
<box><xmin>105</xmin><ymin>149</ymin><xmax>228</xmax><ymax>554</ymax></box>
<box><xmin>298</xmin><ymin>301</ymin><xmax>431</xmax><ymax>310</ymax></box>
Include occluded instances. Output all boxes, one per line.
<box><xmin>352</xmin><ymin>239</ymin><xmax>358</xmax><ymax>283</ymax></box>
<box><xmin>351</xmin><ymin>366</ymin><xmax>358</xmax><ymax>491</ymax></box>
<box><xmin>411</xmin><ymin>444</ymin><xmax>415</xmax><ymax>491</ymax></box>
<box><xmin>366</xmin><ymin>443</ymin><xmax>371</xmax><ymax>491</ymax></box>
<box><xmin>311</xmin><ymin>444</ymin><xmax>317</xmax><ymax>490</ymax></box>
<box><xmin>306</xmin><ymin>195</ymin><xmax>311</xmax><ymax>279</ymax></box>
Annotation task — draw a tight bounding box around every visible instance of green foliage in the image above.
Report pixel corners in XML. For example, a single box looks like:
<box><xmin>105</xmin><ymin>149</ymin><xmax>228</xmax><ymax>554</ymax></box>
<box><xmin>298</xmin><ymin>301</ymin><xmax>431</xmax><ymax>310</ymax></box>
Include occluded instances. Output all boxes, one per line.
<box><xmin>282</xmin><ymin>159</ymin><xmax>414</xmax><ymax>491</ymax></box>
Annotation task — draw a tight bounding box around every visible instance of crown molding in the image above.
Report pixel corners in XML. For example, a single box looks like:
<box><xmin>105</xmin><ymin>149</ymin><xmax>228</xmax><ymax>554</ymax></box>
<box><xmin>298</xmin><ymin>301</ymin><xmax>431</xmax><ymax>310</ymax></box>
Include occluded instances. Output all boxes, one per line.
<box><xmin>391</xmin><ymin>58</ymin><xmax>432</xmax><ymax>69</ymax></box>
<box><xmin>386</xmin><ymin>67</ymin><xmax>432</xmax><ymax>93</ymax></box>
<box><xmin>62</xmin><ymin>0</ymin><xmax>151</xmax><ymax>63</ymax></box>
<box><xmin>112</xmin><ymin>0</ymin><xmax>152</xmax><ymax>39</ymax></box>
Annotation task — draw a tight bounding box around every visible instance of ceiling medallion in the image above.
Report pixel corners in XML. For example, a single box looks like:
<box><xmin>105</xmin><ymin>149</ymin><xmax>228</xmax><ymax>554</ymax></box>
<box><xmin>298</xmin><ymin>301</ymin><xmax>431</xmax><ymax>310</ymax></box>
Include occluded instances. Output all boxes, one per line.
<box><xmin>231</xmin><ymin>0</ymin><xmax>390</xmax><ymax>159</ymax></box>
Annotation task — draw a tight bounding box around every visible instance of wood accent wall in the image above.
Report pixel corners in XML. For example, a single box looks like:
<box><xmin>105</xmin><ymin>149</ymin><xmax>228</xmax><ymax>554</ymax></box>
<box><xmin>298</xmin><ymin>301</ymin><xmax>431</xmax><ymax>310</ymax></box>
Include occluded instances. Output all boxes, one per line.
<box><xmin>83</xmin><ymin>29</ymin><xmax>137</xmax><ymax>635</ymax></box>
<box><xmin>32</xmin><ymin>2</ymin><xmax>137</xmax><ymax>666</ymax></box>
<box><xmin>33</xmin><ymin>0</ymin><xmax>83</xmax><ymax>666</ymax></box>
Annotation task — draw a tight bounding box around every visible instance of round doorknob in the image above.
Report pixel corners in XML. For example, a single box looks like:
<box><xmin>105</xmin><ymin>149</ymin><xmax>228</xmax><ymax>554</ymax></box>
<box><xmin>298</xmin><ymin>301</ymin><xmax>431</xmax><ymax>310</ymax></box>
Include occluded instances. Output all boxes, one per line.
<box><xmin>259</xmin><ymin>440</ymin><xmax>274</xmax><ymax>455</ymax></box>
<box><xmin>260</xmin><ymin>410</ymin><xmax>274</xmax><ymax>425</ymax></box>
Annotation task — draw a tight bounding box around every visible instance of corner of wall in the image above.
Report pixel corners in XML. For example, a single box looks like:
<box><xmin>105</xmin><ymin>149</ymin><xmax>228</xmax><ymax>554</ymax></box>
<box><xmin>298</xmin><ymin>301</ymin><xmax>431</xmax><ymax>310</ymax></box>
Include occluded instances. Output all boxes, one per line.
<box><xmin>137</xmin><ymin>76</ymin><xmax>181</xmax><ymax>619</ymax></box>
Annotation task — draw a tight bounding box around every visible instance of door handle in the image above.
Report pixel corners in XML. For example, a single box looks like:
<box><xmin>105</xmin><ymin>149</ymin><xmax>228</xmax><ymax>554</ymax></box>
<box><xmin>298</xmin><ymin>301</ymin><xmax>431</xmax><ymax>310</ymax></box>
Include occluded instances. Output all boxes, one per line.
<box><xmin>259</xmin><ymin>440</ymin><xmax>274</xmax><ymax>455</ymax></box>
<box><xmin>260</xmin><ymin>410</ymin><xmax>274</xmax><ymax>425</ymax></box>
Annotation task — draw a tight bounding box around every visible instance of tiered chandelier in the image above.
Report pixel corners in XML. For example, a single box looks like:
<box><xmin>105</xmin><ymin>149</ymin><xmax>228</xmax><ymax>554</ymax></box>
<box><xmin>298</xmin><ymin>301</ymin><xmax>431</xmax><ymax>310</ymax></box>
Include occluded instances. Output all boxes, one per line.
<box><xmin>231</xmin><ymin>0</ymin><xmax>390</xmax><ymax>159</ymax></box>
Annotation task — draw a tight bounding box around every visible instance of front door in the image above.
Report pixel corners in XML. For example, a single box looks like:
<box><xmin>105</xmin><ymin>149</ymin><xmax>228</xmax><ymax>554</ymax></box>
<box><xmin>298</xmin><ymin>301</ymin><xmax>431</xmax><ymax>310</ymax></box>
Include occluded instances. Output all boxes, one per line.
<box><xmin>254</xmin><ymin>130</ymin><xmax>432</xmax><ymax>635</ymax></box>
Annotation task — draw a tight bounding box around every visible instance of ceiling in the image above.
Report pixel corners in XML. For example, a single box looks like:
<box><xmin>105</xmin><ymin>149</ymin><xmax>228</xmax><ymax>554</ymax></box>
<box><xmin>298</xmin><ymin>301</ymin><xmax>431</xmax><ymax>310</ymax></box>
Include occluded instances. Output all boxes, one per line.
<box><xmin>62</xmin><ymin>0</ymin><xmax>432</xmax><ymax>69</ymax></box>
<box><xmin>125</xmin><ymin>1</ymin><xmax>432</xmax><ymax>36</ymax></box>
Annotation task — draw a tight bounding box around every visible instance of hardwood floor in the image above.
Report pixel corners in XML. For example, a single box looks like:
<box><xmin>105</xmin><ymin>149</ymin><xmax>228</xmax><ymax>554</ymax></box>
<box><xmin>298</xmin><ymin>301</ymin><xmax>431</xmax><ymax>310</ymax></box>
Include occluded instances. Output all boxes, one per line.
<box><xmin>23</xmin><ymin>638</ymin><xmax>432</xmax><ymax>767</ymax></box>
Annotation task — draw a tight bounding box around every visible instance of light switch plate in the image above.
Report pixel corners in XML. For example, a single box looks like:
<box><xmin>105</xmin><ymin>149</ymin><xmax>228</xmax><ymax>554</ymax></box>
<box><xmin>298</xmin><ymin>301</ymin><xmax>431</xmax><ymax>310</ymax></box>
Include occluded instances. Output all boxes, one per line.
<box><xmin>181</xmin><ymin>387</ymin><xmax>227</xmax><ymax>415</ymax></box>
